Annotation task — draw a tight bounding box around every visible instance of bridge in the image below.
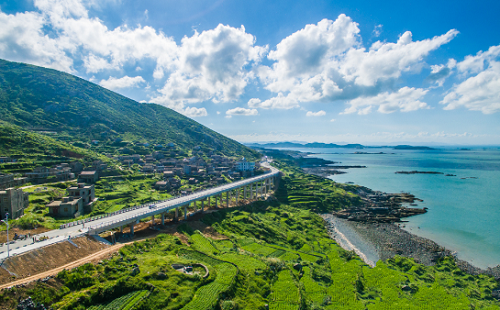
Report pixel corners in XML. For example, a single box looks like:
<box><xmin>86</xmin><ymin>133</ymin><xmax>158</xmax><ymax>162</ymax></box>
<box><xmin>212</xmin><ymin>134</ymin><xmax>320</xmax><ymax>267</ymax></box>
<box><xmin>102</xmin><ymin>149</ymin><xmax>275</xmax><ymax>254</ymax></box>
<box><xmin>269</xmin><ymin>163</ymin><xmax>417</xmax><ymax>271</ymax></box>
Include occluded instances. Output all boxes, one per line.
<box><xmin>0</xmin><ymin>164</ymin><xmax>280</xmax><ymax>261</ymax></box>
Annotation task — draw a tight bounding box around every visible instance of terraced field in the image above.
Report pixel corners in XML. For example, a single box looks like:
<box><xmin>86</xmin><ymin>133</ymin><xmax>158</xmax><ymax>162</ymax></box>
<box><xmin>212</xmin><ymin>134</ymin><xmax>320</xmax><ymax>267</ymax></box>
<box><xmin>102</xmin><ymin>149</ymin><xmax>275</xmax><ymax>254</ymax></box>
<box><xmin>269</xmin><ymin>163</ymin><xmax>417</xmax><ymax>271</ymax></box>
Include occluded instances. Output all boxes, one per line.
<box><xmin>87</xmin><ymin>290</ymin><xmax>149</xmax><ymax>310</ymax></box>
<box><xmin>179</xmin><ymin>250</ymin><xmax>238</xmax><ymax>310</ymax></box>
<box><xmin>190</xmin><ymin>233</ymin><xmax>219</xmax><ymax>255</ymax></box>
<box><xmin>268</xmin><ymin>270</ymin><xmax>300</xmax><ymax>310</ymax></box>
<box><xmin>300</xmin><ymin>267</ymin><xmax>327</xmax><ymax>305</ymax></box>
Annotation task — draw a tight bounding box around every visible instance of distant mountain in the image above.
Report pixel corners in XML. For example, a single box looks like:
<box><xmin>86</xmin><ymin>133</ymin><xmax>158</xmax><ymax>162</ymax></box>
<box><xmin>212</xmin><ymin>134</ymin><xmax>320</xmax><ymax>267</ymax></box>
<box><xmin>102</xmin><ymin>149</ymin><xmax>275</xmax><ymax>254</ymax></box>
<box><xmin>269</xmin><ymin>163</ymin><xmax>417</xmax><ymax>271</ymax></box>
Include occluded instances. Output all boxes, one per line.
<box><xmin>248</xmin><ymin>142</ymin><xmax>365</xmax><ymax>149</ymax></box>
<box><xmin>0</xmin><ymin>59</ymin><xmax>258</xmax><ymax>158</ymax></box>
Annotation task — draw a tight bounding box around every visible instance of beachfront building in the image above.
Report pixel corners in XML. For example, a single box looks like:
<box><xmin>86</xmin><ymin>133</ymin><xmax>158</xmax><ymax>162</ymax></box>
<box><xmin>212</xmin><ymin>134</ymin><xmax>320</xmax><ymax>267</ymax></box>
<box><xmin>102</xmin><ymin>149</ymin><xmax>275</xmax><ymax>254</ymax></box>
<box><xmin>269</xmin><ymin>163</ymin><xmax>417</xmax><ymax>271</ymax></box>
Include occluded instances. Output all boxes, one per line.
<box><xmin>0</xmin><ymin>188</ymin><xmax>30</xmax><ymax>219</ymax></box>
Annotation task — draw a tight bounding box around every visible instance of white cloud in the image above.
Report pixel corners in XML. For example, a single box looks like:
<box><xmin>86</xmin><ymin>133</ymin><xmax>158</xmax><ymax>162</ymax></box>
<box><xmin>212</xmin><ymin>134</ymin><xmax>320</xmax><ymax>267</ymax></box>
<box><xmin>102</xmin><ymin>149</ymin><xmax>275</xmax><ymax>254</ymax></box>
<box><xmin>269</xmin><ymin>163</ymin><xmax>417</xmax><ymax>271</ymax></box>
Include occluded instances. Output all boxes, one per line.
<box><xmin>182</xmin><ymin>106</ymin><xmax>208</xmax><ymax>117</ymax></box>
<box><xmin>226</xmin><ymin>107</ymin><xmax>258</xmax><ymax>118</ymax></box>
<box><xmin>342</xmin><ymin>87</ymin><xmax>429</xmax><ymax>114</ymax></box>
<box><xmin>330</xmin><ymin>118</ymin><xmax>336</xmax><ymax>122</ymax></box>
<box><xmin>306</xmin><ymin>110</ymin><xmax>326</xmax><ymax>117</ymax></box>
<box><xmin>257</xmin><ymin>15</ymin><xmax>458</xmax><ymax>111</ymax></box>
<box><xmin>426</xmin><ymin>58</ymin><xmax>456</xmax><ymax>87</ymax></box>
<box><xmin>150</xmin><ymin>24</ymin><xmax>267</xmax><ymax>110</ymax></box>
<box><xmin>99</xmin><ymin>75</ymin><xmax>146</xmax><ymax>90</ymax></box>
<box><xmin>441</xmin><ymin>62</ymin><xmax>500</xmax><ymax>114</ymax></box>
<box><xmin>440</xmin><ymin>45</ymin><xmax>500</xmax><ymax>114</ymax></box>
<box><xmin>0</xmin><ymin>10</ymin><xmax>74</xmax><ymax>72</ymax></box>
<box><xmin>457</xmin><ymin>45</ymin><xmax>500</xmax><ymax>74</ymax></box>
<box><xmin>372</xmin><ymin>24</ymin><xmax>382</xmax><ymax>37</ymax></box>
<box><xmin>247</xmin><ymin>94</ymin><xmax>299</xmax><ymax>109</ymax></box>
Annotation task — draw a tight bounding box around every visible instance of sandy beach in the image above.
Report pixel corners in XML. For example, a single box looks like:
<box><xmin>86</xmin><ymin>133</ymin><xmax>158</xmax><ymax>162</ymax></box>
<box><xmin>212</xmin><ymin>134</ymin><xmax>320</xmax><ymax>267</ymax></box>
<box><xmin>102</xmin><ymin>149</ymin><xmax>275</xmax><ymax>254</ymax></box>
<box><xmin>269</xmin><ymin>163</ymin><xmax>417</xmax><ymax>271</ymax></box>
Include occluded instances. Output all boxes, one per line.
<box><xmin>322</xmin><ymin>213</ymin><xmax>500</xmax><ymax>280</ymax></box>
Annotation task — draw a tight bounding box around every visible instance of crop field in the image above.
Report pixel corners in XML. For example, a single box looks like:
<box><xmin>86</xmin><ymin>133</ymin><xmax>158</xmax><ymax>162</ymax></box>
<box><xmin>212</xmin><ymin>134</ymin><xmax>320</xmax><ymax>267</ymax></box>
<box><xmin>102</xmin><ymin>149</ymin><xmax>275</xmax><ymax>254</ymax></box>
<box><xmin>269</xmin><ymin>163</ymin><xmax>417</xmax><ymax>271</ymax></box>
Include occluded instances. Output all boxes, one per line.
<box><xmin>190</xmin><ymin>233</ymin><xmax>219</xmax><ymax>255</ymax></box>
<box><xmin>277</xmin><ymin>252</ymin><xmax>299</xmax><ymax>261</ymax></box>
<box><xmin>215</xmin><ymin>239</ymin><xmax>234</xmax><ymax>251</ymax></box>
<box><xmin>180</xmin><ymin>250</ymin><xmax>238</xmax><ymax>310</ymax></box>
<box><xmin>218</xmin><ymin>253</ymin><xmax>267</xmax><ymax>274</ymax></box>
<box><xmin>268</xmin><ymin>270</ymin><xmax>300</xmax><ymax>310</ymax></box>
<box><xmin>2</xmin><ymin>157</ymin><xmax>500</xmax><ymax>310</ymax></box>
<box><xmin>242</xmin><ymin>243</ymin><xmax>278</xmax><ymax>256</ymax></box>
<box><xmin>87</xmin><ymin>290</ymin><xmax>149</xmax><ymax>310</ymax></box>
<box><xmin>300</xmin><ymin>266</ymin><xmax>327</xmax><ymax>305</ymax></box>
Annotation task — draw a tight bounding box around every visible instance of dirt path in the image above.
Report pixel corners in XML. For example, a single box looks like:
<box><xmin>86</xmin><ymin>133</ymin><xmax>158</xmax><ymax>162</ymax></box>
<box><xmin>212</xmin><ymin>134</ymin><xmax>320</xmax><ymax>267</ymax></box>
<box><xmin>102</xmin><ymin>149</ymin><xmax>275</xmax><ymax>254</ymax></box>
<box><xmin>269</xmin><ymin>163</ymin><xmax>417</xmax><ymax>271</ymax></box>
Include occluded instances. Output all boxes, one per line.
<box><xmin>0</xmin><ymin>242</ymin><xmax>124</xmax><ymax>290</ymax></box>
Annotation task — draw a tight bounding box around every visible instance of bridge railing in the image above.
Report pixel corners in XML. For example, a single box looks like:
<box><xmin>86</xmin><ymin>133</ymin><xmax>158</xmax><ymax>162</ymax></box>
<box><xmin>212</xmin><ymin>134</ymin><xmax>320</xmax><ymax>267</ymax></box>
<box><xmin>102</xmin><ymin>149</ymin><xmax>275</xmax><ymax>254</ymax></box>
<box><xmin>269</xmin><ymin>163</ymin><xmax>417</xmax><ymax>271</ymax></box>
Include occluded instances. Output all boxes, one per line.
<box><xmin>68</xmin><ymin>167</ymin><xmax>280</xmax><ymax>231</ymax></box>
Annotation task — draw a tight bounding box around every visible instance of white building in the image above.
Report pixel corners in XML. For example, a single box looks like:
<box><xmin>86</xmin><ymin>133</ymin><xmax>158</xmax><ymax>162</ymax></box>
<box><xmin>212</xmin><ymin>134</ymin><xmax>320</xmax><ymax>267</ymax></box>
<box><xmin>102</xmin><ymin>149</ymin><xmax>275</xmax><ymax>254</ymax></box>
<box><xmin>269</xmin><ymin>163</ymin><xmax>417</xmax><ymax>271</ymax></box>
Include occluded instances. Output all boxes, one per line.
<box><xmin>235</xmin><ymin>158</ymin><xmax>255</xmax><ymax>172</ymax></box>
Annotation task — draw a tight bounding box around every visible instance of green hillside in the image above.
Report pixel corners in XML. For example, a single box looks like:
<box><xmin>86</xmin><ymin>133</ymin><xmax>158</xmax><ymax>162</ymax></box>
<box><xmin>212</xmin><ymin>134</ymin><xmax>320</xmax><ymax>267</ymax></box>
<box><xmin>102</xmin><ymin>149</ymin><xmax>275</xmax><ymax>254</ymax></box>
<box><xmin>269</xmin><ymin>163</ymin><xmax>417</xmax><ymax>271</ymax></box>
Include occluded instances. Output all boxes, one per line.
<box><xmin>0</xmin><ymin>59</ymin><xmax>258</xmax><ymax>158</ymax></box>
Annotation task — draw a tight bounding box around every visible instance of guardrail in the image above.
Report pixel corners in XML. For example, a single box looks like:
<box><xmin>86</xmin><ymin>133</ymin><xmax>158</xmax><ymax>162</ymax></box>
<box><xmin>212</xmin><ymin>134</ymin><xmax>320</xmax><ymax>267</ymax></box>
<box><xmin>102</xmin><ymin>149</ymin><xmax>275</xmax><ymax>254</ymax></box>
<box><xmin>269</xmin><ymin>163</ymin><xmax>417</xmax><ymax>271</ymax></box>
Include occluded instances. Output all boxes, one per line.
<box><xmin>79</xmin><ymin>167</ymin><xmax>279</xmax><ymax>234</ymax></box>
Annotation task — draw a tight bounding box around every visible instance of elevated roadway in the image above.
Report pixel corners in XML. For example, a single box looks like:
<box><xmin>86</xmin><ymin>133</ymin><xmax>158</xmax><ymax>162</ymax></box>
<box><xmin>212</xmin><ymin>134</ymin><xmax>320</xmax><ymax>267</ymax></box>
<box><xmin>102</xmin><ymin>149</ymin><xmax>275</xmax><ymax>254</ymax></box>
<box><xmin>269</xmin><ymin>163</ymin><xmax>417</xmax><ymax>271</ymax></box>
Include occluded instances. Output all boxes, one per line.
<box><xmin>0</xmin><ymin>164</ymin><xmax>280</xmax><ymax>261</ymax></box>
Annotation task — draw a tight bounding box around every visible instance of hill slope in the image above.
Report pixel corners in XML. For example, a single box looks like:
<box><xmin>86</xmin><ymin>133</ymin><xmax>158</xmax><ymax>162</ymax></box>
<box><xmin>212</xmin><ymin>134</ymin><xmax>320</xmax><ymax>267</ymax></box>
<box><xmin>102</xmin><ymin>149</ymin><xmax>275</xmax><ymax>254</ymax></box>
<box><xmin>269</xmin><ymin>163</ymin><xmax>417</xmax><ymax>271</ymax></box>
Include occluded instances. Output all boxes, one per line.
<box><xmin>0</xmin><ymin>59</ymin><xmax>258</xmax><ymax>158</ymax></box>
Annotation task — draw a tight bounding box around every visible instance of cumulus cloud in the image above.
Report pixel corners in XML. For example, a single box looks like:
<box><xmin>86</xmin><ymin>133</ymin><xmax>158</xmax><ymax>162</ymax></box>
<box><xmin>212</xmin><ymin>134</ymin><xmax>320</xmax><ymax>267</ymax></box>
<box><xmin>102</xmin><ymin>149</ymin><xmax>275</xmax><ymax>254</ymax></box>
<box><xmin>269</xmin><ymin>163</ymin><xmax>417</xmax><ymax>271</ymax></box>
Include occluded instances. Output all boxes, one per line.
<box><xmin>257</xmin><ymin>15</ymin><xmax>458</xmax><ymax>111</ymax></box>
<box><xmin>150</xmin><ymin>24</ymin><xmax>267</xmax><ymax>110</ymax></box>
<box><xmin>342</xmin><ymin>87</ymin><xmax>429</xmax><ymax>114</ymax></box>
<box><xmin>306</xmin><ymin>110</ymin><xmax>326</xmax><ymax>117</ymax></box>
<box><xmin>226</xmin><ymin>107</ymin><xmax>258</xmax><ymax>118</ymax></box>
<box><xmin>426</xmin><ymin>58</ymin><xmax>456</xmax><ymax>87</ymax></box>
<box><xmin>0</xmin><ymin>9</ymin><xmax>74</xmax><ymax>72</ymax></box>
<box><xmin>440</xmin><ymin>45</ymin><xmax>500</xmax><ymax>114</ymax></box>
<box><xmin>99</xmin><ymin>75</ymin><xmax>146</xmax><ymax>90</ymax></box>
<box><xmin>247</xmin><ymin>94</ymin><xmax>299</xmax><ymax>109</ymax></box>
<box><xmin>183</xmin><ymin>106</ymin><xmax>208</xmax><ymax>117</ymax></box>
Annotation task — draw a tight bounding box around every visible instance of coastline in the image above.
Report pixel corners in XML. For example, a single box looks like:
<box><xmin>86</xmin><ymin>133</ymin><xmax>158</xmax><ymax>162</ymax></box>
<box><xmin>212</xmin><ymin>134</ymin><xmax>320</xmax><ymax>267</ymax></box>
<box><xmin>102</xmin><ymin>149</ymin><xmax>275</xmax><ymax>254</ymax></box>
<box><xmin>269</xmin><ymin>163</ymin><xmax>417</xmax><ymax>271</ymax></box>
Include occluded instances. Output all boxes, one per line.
<box><xmin>292</xmin><ymin>151</ymin><xmax>500</xmax><ymax>279</ymax></box>
<box><xmin>322</xmin><ymin>213</ymin><xmax>500</xmax><ymax>280</ymax></box>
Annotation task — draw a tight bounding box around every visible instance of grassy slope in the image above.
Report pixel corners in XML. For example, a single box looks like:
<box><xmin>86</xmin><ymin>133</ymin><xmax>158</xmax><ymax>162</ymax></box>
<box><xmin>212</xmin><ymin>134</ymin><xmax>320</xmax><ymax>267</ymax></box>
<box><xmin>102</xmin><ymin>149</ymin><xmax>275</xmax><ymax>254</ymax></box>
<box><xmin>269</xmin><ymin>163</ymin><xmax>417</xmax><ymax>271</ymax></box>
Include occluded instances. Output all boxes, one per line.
<box><xmin>1</xmin><ymin>160</ymin><xmax>498</xmax><ymax>309</ymax></box>
<box><xmin>0</xmin><ymin>122</ymin><xmax>107</xmax><ymax>161</ymax></box>
<box><xmin>0</xmin><ymin>59</ymin><xmax>259</xmax><ymax>159</ymax></box>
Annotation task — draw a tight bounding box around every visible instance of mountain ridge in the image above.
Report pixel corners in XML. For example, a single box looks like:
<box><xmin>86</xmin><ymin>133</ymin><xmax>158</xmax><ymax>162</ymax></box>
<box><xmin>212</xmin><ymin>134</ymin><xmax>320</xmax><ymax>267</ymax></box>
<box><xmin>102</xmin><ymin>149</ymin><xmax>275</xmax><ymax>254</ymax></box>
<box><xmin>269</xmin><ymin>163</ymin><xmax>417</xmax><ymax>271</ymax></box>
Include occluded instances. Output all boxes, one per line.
<box><xmin>0</xmin><ymin>59</ymin><xmax>258</xmax><ymax>159</ymax></box>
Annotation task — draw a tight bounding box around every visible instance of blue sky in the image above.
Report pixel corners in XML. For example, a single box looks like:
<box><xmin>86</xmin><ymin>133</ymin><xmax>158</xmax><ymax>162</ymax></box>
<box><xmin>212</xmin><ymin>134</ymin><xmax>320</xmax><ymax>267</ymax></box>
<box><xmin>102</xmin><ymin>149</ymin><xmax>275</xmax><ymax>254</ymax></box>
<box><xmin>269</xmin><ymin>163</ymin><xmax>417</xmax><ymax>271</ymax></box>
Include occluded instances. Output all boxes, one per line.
<box><xmin>1</xmin><ymin>0</ymin><xmax>500</xmax><ymax>145</ymax></box>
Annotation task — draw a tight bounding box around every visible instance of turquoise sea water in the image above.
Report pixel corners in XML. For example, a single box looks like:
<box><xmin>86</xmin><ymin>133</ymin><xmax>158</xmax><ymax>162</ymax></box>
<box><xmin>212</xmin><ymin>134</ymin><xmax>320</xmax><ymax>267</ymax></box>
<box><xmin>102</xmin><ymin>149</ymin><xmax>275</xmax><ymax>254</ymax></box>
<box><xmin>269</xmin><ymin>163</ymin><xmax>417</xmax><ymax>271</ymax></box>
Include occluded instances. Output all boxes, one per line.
<box><xmin>277</xmin><ymin>147</ymin><xmax>500</xmax><ymax>269</ymax></box>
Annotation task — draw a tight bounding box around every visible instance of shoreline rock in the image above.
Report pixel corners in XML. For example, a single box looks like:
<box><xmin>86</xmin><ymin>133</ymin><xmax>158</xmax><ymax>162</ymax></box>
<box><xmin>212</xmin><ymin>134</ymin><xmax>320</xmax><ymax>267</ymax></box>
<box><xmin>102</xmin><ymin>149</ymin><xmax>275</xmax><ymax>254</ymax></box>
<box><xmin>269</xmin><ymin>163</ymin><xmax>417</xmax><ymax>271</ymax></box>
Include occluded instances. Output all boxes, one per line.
<box><xmin>323</xmin><ymin>214</ymin><xmax>500</xmax><ymax>281</ymax></box>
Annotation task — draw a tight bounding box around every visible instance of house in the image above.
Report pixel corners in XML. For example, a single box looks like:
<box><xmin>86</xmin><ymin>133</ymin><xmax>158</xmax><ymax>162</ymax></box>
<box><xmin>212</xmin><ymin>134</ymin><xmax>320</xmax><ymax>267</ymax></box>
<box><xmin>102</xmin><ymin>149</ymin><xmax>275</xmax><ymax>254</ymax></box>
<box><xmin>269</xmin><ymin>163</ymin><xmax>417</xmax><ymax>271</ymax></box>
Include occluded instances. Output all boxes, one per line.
<box><xmin>155</xmin><ymin>181</ymin><xmax>170</xmax><ymax>191</ymax></box>
<box><xmin>67</xmin><ymin>183</ymin><xmax>96</xmax><ymax>207</ymax></box>
<box><xmin>49</xmin><ymin>165</ymin><xmax>73</xmax><ymax>181</ymax></box>
<box><xmin>183</xmin><ymin>165</ymin><xmax>191</xmax><ymax>175</ymax></box>
<box><xmin>91</xmin><ymin>160</ymin><xmax>107</xmax><ymax>171</ymax></box>
<box><xmin>164</xmin><ymin>171</ymin><xmax>175</xmax><ymax>178</ymax></box>
<box><xmin>188</xmin><ymin>178</ymin><xmax>197</xmax><ymax>184</ymax></box>
<box><xmin>155</xmin><ymin>165</ymin><xmax>166</xmax><ymax>173</ymax></box>
<box><xmin>167</xmin><ymin>142</ymin><xmax>175</xmax><ymax>148</ymax></box>
<box><xmin>0</xmin><ymin>188</ymin><xmax>29</xmax><ymax>219</ymax></box>
<box><xmin>0</xmin><ymin>173</ymin><xmax>27</xmax><ymax>190</ymax></box>
<box><xmin>25</xmin><ymin>166</ymin><xmax>50</xmax><ymax>180</ymax></box>
<box><xmin>168</xmin><ymin>177</ymin><xmax>181</xmax><ymax>189</ymax></box>
<box><xmin>235</xmin><ymin>158</ymin><xmax>255</xmax><ymax>172</ymax></box>
<box><xmin>47</xmin><ymin>197</ymin><xmax>83</xmax><ymax>218</ymax></box>
<box><xmin>70</xmin><ymin>161</ymin><xmax>83</xmax><ymax>173</ymax></box>
<box><xmin>78</xmin><ymin>171</ymin><xmax>99</xmax><ymax>183</ymax></box>
<box><xmin>142</xmin><ymin>165</ymin><xmax>155</xmax><ymax>173</ymax></box>
<box><xmin>153</xmin><ymin>151</ymin><xmax>164</xmax><ymax>160</ymax></box>
<box><xmin>0</xmin><ymin>157</ymin><xmax>14</xmax><ymax>163</ymax></box>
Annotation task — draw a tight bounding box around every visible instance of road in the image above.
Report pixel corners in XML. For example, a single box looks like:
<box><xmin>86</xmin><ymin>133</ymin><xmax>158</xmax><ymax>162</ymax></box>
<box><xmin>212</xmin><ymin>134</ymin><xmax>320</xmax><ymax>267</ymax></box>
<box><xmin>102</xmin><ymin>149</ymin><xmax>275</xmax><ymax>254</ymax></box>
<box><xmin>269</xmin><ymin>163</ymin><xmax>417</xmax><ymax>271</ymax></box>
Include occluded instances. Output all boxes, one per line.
<box><xmin>0</xmin><ymin>164</ymin><xmax>279</xmax><ymax>261</ymax></box>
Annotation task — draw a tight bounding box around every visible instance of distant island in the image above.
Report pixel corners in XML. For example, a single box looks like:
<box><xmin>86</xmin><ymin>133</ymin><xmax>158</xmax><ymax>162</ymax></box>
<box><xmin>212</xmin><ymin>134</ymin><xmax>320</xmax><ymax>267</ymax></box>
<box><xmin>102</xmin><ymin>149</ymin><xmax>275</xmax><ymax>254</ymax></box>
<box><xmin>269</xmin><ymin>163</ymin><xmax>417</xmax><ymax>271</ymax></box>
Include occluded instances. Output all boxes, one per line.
<box><xmin>395</xmin><ymin>171</ymin><xmax>443</xmax><ymax>175</ymax></box>
<box><xmin>393</xmin><ymin>145</ymin><xmax>435</xmax><ymax>150</ymax></box>
<box><xmin>249</xmin><ymin>142</ymin><xmax>436</xmax><ymax>150</ymax></box>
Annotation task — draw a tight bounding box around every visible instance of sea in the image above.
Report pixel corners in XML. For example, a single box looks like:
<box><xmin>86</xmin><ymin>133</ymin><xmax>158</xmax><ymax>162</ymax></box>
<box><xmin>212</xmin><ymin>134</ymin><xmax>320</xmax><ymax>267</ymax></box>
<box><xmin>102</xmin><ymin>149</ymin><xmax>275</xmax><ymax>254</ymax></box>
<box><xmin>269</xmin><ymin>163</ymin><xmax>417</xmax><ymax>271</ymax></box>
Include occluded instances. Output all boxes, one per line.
<box><xmin>273</xmin><ymin>146</ymin><xmax>500</xmax><ymax>269</ymax></box>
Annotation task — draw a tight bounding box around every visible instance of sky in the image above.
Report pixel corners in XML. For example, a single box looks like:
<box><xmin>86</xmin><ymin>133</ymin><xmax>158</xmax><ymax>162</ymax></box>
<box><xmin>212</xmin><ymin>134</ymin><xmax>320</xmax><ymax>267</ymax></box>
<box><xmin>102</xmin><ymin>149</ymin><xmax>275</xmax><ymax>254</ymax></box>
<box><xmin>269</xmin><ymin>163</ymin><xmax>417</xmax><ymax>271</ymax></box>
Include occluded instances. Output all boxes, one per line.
<box><xmin>1</xmin><ymin>0</ymin><xmax>500</xmax><ymax>145</ymax></box>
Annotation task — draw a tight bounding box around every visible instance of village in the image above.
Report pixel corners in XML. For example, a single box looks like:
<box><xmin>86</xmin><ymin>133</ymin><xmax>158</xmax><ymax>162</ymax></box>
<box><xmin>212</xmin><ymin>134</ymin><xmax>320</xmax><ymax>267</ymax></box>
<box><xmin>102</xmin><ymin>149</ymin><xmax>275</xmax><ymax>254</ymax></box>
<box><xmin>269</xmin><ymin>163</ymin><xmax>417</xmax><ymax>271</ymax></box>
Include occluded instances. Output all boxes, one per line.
<box><xmin>0</xmin><ymin>146</ymin><xmax>257</xmax><ymax>222</ymax></box>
